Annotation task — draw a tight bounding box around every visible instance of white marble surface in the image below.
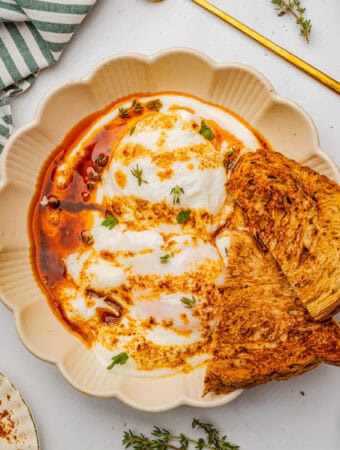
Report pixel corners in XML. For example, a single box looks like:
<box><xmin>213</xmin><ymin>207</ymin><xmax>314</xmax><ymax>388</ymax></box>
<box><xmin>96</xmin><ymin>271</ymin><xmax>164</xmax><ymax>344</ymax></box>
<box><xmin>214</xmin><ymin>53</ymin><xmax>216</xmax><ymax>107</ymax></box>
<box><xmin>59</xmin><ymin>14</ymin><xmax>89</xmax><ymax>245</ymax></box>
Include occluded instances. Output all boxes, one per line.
<box><xmin>1</xmin><ymin>1</ymin><xmax>339</xmax><ymax>449</ymax></box>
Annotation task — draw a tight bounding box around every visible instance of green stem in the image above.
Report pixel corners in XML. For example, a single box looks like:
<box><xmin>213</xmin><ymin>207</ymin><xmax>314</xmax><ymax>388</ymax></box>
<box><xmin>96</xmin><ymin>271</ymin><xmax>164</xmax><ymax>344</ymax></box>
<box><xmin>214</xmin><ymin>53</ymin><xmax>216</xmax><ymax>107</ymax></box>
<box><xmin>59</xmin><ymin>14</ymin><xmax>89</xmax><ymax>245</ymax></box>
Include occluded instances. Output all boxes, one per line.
<box><xmin>170</xmin><ymin>435</ymin><xmax>216</xmax><ymax>449</ymax></box>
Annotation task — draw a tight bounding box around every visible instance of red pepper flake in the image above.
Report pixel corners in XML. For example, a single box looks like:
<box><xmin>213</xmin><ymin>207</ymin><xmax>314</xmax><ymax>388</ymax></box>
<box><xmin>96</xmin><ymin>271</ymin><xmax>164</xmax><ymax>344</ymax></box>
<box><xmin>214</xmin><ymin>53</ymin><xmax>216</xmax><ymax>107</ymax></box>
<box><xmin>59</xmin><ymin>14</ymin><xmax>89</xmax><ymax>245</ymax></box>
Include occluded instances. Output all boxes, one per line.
<box><xmin>0</xmin><ymin>409</ymin><xmax>17</xmax><ymax>443</ymax></box>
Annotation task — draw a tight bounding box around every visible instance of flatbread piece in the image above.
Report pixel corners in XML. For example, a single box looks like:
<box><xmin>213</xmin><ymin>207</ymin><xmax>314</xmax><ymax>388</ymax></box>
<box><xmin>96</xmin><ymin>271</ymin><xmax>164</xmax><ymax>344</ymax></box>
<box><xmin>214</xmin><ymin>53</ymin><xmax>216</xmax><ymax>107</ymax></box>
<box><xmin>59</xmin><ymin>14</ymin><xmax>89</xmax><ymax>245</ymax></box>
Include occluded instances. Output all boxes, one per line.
<box><xmin>205</xmin><ymin>208</ymin><xmax>340</xmax><ymax>395</ymax></box>
<box><xmin>227</xmin><ymin>149</ymin><xmax>340</xmax><ymax>320</ymax></box>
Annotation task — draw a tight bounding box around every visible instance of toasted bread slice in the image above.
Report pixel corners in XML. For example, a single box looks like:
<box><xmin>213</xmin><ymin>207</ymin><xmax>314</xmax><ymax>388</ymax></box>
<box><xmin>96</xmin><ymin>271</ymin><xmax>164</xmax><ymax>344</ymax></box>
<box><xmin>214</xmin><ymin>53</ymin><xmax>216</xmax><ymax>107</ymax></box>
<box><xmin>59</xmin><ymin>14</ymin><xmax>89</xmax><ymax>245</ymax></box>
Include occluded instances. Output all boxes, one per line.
<box><xmin>227</xmin><ymin>149</ymin><xmax>340</xmax><ymax>320</ymax></box>
<box><xmin>204</xmin><ymin>207</ymin><xmax>340</xmax><ymax>395</ymax></box>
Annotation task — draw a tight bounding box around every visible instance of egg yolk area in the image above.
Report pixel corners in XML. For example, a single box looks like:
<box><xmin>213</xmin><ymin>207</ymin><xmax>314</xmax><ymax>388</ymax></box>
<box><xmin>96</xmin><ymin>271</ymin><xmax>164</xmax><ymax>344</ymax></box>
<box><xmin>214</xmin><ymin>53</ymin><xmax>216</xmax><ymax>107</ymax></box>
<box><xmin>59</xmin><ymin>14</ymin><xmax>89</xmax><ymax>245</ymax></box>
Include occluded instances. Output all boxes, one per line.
<box><xmin>29</xmin><ymin>92</ymin><xmax>268</xmax><ymax>376</ymax></box>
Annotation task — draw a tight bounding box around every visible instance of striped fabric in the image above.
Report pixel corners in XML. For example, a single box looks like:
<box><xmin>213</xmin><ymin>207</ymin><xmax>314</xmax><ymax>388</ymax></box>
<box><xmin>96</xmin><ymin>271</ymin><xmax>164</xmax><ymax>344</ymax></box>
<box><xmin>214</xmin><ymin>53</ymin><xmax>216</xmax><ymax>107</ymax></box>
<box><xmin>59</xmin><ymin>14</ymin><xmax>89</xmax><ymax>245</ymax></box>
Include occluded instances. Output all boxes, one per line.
<box><xmin>0</xmin><ymin>0</ymin><xmax>96</xmax><ymax>153</ymax></box>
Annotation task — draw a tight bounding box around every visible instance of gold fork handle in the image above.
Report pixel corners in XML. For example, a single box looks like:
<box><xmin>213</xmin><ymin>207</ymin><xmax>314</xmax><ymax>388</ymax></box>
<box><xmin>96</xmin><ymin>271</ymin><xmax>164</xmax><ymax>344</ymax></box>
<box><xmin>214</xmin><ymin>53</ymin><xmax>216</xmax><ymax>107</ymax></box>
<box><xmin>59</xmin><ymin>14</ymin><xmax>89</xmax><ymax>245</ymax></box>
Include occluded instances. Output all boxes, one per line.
<box><xmin>193</xmin><ymin>0</ymin><xmax>340</xmax><ymax>95</ymax></box>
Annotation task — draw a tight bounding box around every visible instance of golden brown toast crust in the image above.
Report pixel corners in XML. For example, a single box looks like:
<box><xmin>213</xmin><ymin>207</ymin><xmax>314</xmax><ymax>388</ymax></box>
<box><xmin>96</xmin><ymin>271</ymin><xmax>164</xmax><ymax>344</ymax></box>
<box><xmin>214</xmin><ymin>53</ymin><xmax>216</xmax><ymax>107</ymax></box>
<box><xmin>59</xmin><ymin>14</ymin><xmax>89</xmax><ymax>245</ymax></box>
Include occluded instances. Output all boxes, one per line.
<box><xmin>204</xmin><ymin>208</ymin><xmax>340</xmax><ymax>395</ymax></box>
<box><xmin>227</xmin><ymin>149</ymin><xmax>340</xmax><ymax>321</ymax></box>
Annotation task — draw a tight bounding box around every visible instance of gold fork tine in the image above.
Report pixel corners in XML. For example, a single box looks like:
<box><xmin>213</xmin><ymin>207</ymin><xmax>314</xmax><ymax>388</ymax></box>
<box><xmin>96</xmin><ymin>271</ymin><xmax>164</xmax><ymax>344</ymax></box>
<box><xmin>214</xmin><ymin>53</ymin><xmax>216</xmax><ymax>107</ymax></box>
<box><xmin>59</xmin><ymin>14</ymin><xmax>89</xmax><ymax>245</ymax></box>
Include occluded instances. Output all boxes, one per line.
<box><xmin>193</xmin><ymin>0</ymin><xmax>340</xmax><ymax>95</ymax></box>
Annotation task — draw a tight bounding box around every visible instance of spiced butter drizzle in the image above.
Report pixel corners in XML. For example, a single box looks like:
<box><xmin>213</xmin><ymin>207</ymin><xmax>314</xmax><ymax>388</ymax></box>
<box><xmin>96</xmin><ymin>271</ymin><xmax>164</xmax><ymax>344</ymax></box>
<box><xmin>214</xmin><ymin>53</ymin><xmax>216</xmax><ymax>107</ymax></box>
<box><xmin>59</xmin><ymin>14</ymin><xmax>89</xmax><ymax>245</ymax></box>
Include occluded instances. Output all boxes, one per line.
<box><xmin>29</xmin><ymin>91</ymin><xmax>268</xmax><ymax>346</ymax></box>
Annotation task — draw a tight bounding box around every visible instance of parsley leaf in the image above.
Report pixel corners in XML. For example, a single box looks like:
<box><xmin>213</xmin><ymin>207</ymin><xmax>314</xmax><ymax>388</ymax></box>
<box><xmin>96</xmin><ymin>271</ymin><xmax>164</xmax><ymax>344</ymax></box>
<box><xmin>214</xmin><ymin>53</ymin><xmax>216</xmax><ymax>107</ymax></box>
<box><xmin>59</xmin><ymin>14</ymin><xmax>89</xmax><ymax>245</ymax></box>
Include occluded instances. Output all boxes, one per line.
<box><xmin>107</xmin><ymin>352</ymin><xmax>129</xmax><ymax>370</ymax></box>
<box><xmin>199</xmin><ymin>120</ymin><xmax>214</xmax><ymax>140</ymax></box>
<box><xmin>176</xmin><ymin>209</ymin><xmax>191</xmax><ymax>224</ymax></box>
<box><xmin>101</xmin><ymin>214</ymin><xmax>119</xmax><ymax>229</ymax></box>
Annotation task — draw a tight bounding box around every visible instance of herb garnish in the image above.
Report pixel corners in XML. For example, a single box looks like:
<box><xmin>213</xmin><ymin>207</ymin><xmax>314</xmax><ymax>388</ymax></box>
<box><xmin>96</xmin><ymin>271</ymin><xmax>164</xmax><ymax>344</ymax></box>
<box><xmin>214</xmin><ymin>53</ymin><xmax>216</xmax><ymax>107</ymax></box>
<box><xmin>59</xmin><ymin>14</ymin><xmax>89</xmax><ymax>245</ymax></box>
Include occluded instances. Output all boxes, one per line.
<box><xmin>90</xmin><ymin>172</ymin><xmax>101</xmax><ymax>181</ymax></box>
<box><xmin>224</xmin><ymin>147</ymin><xmax>237</xmax><ymax>167</ymax></box>
<box><xmin>199</xmin><ymin>120</ymin><xmax>214</xmax><ymax>140</ymax></box>
<box><xmin>95</xmin><ymin>153</ymin><xmax>108</xmax><ymax>167</ymax></box>
<box><xmin>227</xmin><ymin>161</ymin><xmax>235</xmax><ymax>170</ymax></box>
<box><xmin>107</xmin><ymin>352</ymin><xmax>129</xmax><ymax>370</ymax></box>
<box><xmin>170</xmin><ymin>185</ymin><xmax>184</xmax><ymax>205</ymax></box>
<box><xmin>180</xmin><ymin>296</ymin><xmax>196</xmax><ymax>309</ymax></box>
<box><xmin>131</xmin><ymin>164</ymin><xmax>148</xmax><ymax>186</ymax></box>
<box><xmin>176</xmin><ymin>209</ymin><xmax>191</xmax><ymax>224</ymax></box>
<box><xmin>160</xmin><ymin>253</ymin><xmax>174</xmax><ymax>264</ymax></box>
<box><xmin>226</xmin><ymin>146</ymin><xmax>237</xmax><ymax>157</ymax></box>
<box><xmin>130</xmin><ymin>126</ymin><xmax>136</xmax><ymax>135</ymax></box>
<box><xmin>146</xmin><ymin>99</ymin><xmax>162</xmax><ymax>111</ymax></box>
<box><xmin>271</xmin><ymin>0</ymin><xmax>312</xmax><ymax>43</ymax></box>
<box><xmin>87</xmin><ymin>182</ymin><xmax>95</xmax><ymax>190</ymax></box>
<box><xmin>81</xmin><ymin>231</ymin><xmax>94</xmax><ymax>246</ymax></box>
<box><xmin>101</xmin><ymin>214</ymin><xmax>119</xmax><ymax>229</ymax></box>
<box><xmin>119</xmin><ymin>107</ymin><xmax>130</xmax><ymax>118</ymax></box>
<box><xmin>132</xmin><ymin>99</ymin><xmax>142</xmax><ymax>114</ymax></box>
<box><xmin>122</xmin><ymin>417</ymin><xmax>240</xmax><ymax>450</ymax></box>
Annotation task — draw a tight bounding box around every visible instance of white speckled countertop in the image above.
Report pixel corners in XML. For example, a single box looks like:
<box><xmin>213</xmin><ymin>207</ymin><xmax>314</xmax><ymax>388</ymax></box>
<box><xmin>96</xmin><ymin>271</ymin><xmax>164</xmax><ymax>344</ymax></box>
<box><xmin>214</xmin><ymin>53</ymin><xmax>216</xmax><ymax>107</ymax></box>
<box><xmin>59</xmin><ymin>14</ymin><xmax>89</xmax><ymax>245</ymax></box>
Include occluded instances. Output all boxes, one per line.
<box><xmin>1</xmin><ymin>1</ymin><xmax>339</xmax><ymax>449</ymax></box>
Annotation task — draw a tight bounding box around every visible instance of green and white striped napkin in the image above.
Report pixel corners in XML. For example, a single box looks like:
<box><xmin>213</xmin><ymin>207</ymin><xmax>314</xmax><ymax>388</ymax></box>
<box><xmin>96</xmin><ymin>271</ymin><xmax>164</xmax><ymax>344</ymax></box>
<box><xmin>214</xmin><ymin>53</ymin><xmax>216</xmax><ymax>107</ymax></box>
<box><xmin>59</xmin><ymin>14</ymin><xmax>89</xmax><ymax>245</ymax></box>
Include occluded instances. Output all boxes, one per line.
<box><xmin>0</xmin><ymin>0</ymin><xmax>96</xmax><ymax>153</ymax></box>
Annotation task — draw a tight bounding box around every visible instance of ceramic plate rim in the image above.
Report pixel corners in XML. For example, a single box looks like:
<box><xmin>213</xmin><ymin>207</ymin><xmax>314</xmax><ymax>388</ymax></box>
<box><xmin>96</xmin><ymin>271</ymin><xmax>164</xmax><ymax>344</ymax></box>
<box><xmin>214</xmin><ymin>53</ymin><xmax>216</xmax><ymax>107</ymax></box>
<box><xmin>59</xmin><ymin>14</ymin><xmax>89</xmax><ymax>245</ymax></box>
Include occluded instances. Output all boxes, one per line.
<box><xmin>0</xmin><ymin>48</ymin><xmax>338</xmax><ymax>412</ymax></box>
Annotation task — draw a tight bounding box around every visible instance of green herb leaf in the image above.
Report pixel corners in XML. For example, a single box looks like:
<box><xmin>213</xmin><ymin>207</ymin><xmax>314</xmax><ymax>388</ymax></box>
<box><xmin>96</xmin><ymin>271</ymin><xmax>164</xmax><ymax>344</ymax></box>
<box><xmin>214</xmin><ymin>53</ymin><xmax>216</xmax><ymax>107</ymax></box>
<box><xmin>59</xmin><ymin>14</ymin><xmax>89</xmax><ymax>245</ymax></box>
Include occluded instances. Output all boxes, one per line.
<box><xmin>95</xmin><ymin>153</ymin><xmax>109</xmax><ymax>167</ymax></box>
<box><xmin>122</xmin><ymin>417</ymin><xmax>240</xmax><ymax>450</ymax></box>
<box><xmin>132</xmin><ymin>100</ymin><xmax>143</xmax><ymax>114</ymax></box>
<box><xmin>192</xmin><ymin>418</ymin><xmax>240</xmax><ymax>449</ymax></box>
<box><xmin>199</xmin><ymin>120</ymin><xmax>214</xmax><ymax>140</ymax></box>
<box><xmin>130</xmin><ymin>126</ymin><xmax>136</xmax><ymax>135</ymax></box>
<box><xmin>170</xmin><ymin>185</ymin><xmax>185</xmax><ymax>205</ymax></box>
<box><xmin>131</xmin><ymin>164</ymin><xmax>148</xmax><ymax>186</ymax></box>
<box><xmin>90</xmin><ymin>172</ymin><xmax>101</xmax><ymax>181</ymax></box>
<box><xmin>226</xmin><ymin>146</ymin><xmax>237</xmax><ymax>157</ymax></box>
<box><xmin>81</xmin><ymin>231</ymin><xmax>94</xmax><ymax>246</ymax></box>
<box><xmin>227</xmin><ymin>160</ymin><xmax>235</xmax><ymax>170</ymax></box>
<box><xmin>119</xmin><ymin>107</ymin><xmax>130</xmax><ymax>118</ymax></box>
<box><xmin>271</xmin><ymin>0</ymin><xmax>312</xmax><ymax>43</ymax></box>
<box><xmin>160</xmin><ymin>253</ymin><xmax>174</xmax><ymax>264</ymax></box>
<box><xmin>146</xmin><ymin>98</ymin><xmax>162</xmax><ymax>111</ymax></box>
<box><xmin>195</xmin><ymin>438</ymin><xmax>206</xmax><ymax>450</ymax></box>
<box><xmin>107</xmin><ymin>352</ymin><xmax>129</xmax><ymax>370</ymax></box>
<box><xmin>176</xmin><ymin>209</ymin><xmax>191</xmax><ymax>224</ymax></box>
<box><xmin>101</xmin><ymin>214</ymin><xmax>119</xmax><ymax>230</ymax></box>
<box><xmin>180</xmin><ymin>296</ymin><xmax>196</xmax><ymax>309</ymax></box>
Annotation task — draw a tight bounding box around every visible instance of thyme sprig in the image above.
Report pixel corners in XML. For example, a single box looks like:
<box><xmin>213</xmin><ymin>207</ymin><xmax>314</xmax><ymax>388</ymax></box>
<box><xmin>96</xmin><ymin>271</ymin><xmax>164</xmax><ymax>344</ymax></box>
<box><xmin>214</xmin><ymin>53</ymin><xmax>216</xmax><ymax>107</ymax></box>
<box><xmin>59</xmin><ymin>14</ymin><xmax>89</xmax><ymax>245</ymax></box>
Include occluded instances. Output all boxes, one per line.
<box><xmin>119</xmin><ymin>107</ymin><xmax>130</xmax><ymax>118</ymax></box>
<box><xmin>146</xmin><ymin>98</ymin><xmax>163</xmax><ymax>111</ymax></box>
<box><xmin>131</xmin><ymin>164</ymin><xmax>148</xmax><ymax>186</ymax></box>
<box><xmin>160</xmin><ymin>252</ymin><xmax>174</xmax><ymax>264</ymax></box>
<box><xmin>170</xmin><ymin>185</ymin><xmax>184</xmax><ymax>205</ymax></box>
<box><xmin>271</xmin><ymin>0</ymin><xmax>312</xmax><ymax>42</ymax></box>
<box><xmin>122</xmin><ymin>418</ymin><xmax>240</xmax><ymax>450</ymax></box>
<box><xmin>133</xmin><ymin>99</ymin><xmax>143</xmax><ymax>114</ymax></box>
<box><xmin>180</xmin><ymin>295</ymin><xmax>196</xmax><ymax>309</ymax></box>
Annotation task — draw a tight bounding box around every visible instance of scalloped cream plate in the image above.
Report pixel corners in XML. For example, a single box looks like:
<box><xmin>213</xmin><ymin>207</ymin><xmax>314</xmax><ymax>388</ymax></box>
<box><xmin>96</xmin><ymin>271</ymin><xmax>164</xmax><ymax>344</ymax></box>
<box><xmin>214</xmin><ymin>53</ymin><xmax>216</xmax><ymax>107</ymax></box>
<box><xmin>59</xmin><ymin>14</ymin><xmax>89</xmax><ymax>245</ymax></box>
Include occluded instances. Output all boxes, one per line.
<box><xmin>0</xmin><ymin>49</ymin><xmax>338</xmax><ymax>412</ymax></box>
<box><xmin>0</xmin><ymin>373</ymin><xmax>39</xmax><ymax>449</ymax></box>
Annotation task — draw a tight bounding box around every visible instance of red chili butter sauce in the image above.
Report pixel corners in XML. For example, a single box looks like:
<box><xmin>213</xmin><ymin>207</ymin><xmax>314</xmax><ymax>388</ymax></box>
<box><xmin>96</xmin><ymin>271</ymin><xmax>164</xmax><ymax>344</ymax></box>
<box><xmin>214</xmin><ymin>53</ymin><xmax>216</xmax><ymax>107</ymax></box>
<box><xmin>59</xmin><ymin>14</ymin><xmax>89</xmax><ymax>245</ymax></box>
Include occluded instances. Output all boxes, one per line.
<box><xmin>28</xmin><ymin>91</ymin><xmax>269</xmax><ymax>347</ymax></box>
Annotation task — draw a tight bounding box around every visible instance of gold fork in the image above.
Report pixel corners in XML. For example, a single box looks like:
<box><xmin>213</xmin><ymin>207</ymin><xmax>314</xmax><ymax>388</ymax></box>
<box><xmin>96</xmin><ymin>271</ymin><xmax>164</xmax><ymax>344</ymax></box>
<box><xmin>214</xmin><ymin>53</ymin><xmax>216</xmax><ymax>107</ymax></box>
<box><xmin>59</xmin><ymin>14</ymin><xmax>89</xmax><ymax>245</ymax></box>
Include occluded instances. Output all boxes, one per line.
<box><xmin>193</xmin><ymin>0</ymin><xmax>340</xmax><ymax>95</ymax></box>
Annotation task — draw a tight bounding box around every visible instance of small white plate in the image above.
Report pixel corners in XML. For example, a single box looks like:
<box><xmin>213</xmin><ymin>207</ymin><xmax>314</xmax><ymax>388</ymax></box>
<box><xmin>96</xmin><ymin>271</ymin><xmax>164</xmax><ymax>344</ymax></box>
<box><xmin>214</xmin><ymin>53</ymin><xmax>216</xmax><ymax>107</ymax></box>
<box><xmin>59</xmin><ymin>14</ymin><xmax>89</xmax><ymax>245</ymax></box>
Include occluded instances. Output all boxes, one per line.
<box><xmin>0</xmin><ymin>373</ymin><xmax>39</xmax><ymax>450</ymax></box>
